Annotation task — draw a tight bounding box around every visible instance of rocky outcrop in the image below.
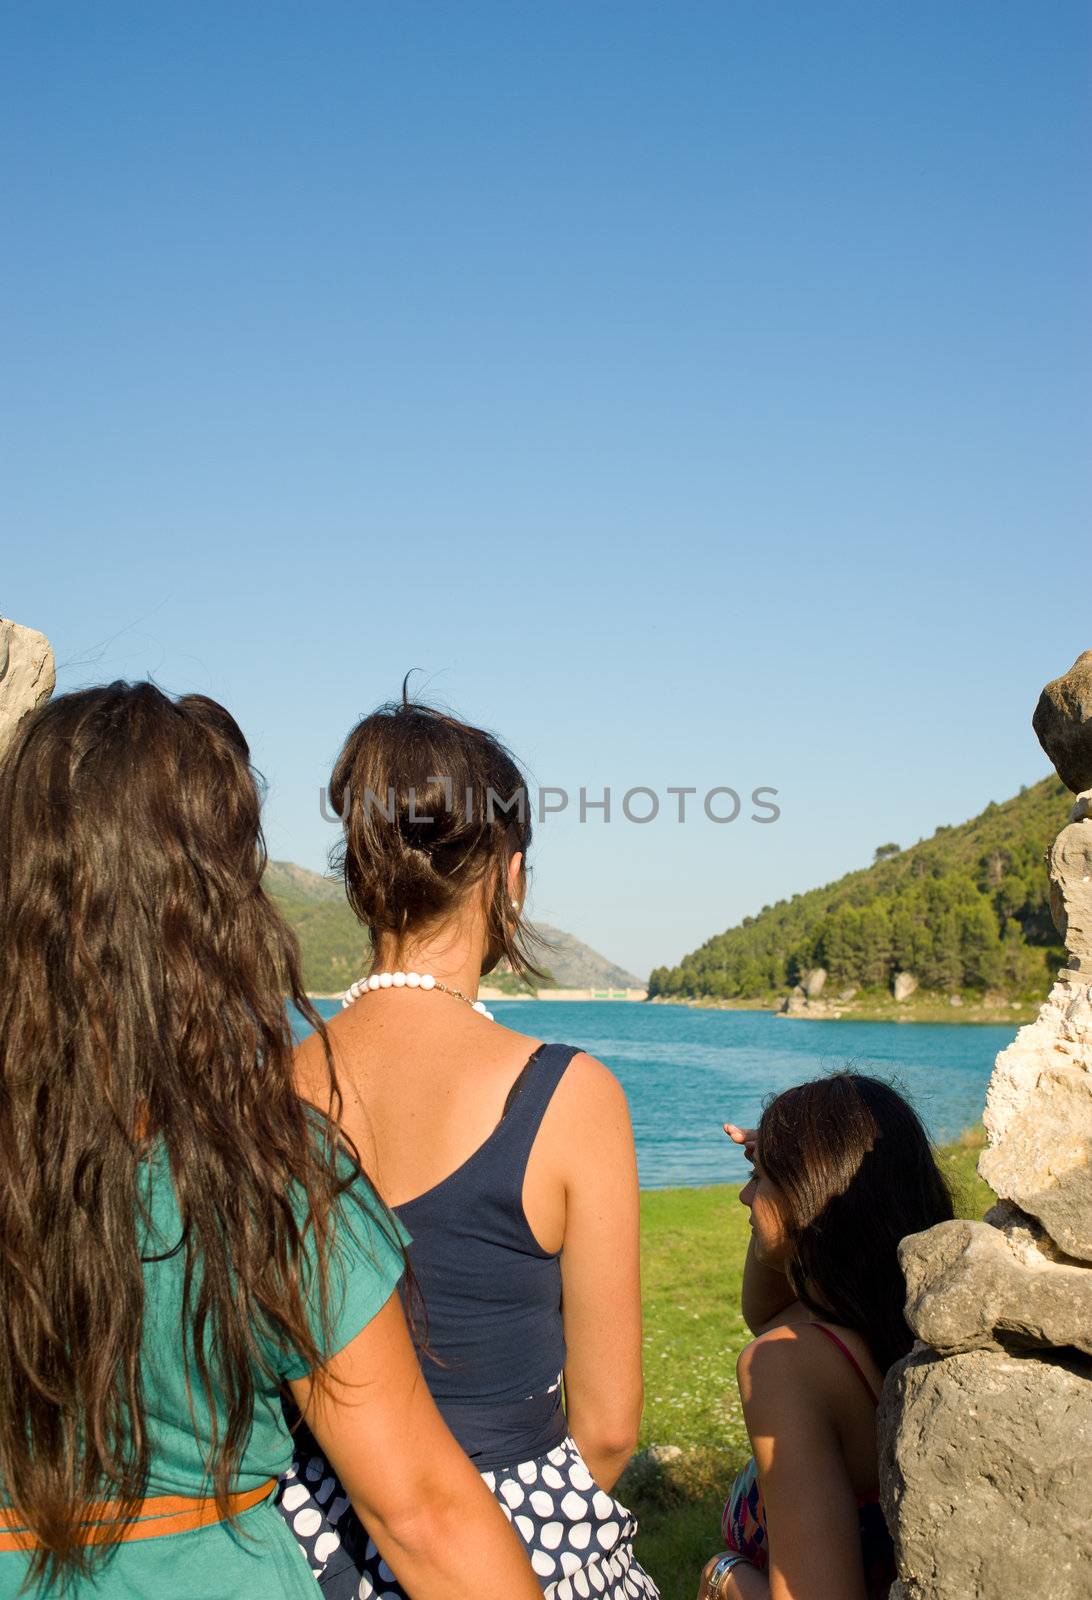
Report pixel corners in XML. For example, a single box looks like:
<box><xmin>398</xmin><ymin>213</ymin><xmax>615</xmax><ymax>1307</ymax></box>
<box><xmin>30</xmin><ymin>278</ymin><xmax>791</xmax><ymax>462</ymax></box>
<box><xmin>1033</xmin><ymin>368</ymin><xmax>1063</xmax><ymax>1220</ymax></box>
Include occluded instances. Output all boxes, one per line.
<box><xmin>802</xmin><ymin>966</ymin><xmax>827</xmax><ymax>998</ymax></box>
<box><xmin>881</xmin><ymin>653</ymin><xmax>1092</xmax><ymax>1599</ymax></box>
<box><xmin>893</xmin><ymin>971</ymin><xmax>918</xmax><ymax>1002</ymax></box>
<box><xmin>0</xmin><ymin>618</ymin><xmax>55</xmax><ymax>756</ymax></box>
<box><xmin>1033</xmin><ymin>648</ymin><xmax>1092</xmax><ymax>794</ymax></box>
<box><xmin>881</xmin><ymin>1347</ymin><xmax>1092</xmax><ymax>1600</ymax></box>
<box><xmin>899</xmin><ymin>1218</ymin><xmax>1092</xmax><ymax>1356</ymax></box>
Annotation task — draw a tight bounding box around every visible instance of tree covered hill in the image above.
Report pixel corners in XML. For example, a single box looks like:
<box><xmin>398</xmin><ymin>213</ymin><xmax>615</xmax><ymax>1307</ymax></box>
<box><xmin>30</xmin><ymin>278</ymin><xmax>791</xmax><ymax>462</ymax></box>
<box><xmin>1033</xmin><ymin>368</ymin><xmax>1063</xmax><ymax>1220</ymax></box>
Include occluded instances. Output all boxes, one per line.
<box><xmin>648</xmin><ymin>776</ymin><xmax>1070</xmax><ymax>1004</ymax></box>
<box><xmin>263</xmin><ymin>861</ymin><xmax>642</xmax><ymax>995</ymax></box>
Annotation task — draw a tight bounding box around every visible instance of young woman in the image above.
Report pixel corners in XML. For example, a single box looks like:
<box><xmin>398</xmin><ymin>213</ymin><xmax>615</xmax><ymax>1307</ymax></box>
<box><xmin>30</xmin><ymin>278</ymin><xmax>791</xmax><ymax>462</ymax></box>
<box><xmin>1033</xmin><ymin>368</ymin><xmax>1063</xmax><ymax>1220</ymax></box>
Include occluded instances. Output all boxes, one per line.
<box><xmin>697</xmin><ymin>1073</ymin><xmax>954</xmax><ymax>1600</ymax></box>
<box><xmin>0</xmin><ymin>683</ymin><xmax>542</xmax><ymax>1600</ymax></box>
<box><xmin>277</xmin><ymin>693</ymin><xmax>659</xmax><ymax>1600</ymax></box>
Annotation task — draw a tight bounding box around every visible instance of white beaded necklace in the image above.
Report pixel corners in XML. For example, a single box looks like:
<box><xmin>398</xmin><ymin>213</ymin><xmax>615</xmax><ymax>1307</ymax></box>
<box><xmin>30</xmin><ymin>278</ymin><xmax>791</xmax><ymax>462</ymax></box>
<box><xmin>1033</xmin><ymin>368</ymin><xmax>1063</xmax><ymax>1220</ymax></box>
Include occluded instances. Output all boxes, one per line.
<box><xmin>341</xmin><ymin>970</ymin><xmax>495</xmax><ymax>1021</ymax></box>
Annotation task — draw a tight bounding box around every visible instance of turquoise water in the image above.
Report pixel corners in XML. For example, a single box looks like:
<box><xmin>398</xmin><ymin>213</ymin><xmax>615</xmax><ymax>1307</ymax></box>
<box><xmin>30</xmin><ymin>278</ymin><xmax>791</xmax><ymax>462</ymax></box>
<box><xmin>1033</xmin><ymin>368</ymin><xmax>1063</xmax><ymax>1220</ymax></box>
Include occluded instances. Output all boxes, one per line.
<box><xmin>300</xmin><ymin>999</ymin><xmax>1014</xmax><ymax>1190</ymax></box>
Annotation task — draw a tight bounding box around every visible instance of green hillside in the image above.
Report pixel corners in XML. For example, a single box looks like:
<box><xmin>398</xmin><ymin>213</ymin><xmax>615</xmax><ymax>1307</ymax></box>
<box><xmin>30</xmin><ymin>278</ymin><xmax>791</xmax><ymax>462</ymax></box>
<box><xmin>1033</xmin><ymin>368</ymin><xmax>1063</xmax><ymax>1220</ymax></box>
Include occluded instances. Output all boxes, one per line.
<box><xmin>648</xmin><ymin>776</ymin><xmax>1070</xmax><ymax>1006</ymax></box>
<box><xmin>264</xmin><ymin>861</ymin><xmax>642</xmax><ymax>995</ymax></box>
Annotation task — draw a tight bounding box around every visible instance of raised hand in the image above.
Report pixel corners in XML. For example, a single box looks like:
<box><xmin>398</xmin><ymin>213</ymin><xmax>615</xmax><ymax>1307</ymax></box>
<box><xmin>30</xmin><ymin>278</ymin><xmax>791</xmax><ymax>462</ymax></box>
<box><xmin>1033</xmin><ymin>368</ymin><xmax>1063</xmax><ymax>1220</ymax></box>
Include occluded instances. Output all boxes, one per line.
<box><xmin>723</xmin><ymin>1122</ymin><xmax>757</xmax><ymax>1163</ymax></box>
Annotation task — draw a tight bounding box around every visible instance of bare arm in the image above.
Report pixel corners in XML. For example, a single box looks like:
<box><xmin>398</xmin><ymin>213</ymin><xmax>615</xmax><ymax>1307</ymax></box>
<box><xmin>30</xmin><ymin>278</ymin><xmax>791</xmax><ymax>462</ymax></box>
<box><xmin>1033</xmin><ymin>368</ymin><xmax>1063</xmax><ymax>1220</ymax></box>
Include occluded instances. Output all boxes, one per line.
<box><xmin>733</xmin><ymin>1330</ymin><xmax>870</xmax><ymax>1600</ymax></box>
<box><xmin>289</xmin><ymin>1292</ymin><xmax>540</xmax><ymax>1600</ymax></box>
<box><xmin>557</xmin><ymin>1055</ymin><xmax>644</xmax><ymax>1490</ymax></box>
<box><xmin>725</xmin><ymin>1123</ymin><xmax>797</xmax><ymax>1334</ymax></box>
<box><xmin>740</xmin><ymin>1233</ymin><xmax>799</xmax><ymax>1335</ymax></box>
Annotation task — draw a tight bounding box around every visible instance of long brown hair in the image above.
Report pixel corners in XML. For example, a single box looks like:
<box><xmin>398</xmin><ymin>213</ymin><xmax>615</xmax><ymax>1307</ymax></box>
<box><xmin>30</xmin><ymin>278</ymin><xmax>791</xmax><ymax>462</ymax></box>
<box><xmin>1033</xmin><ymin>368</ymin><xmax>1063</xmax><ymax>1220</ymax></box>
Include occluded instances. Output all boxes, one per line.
<box><xmin>756</xmin><ymin>1071</ymin><xmax>954</xmax><ymax>1372</ymax></box>
<box><xmin>330</xmin><ymin>683</ymin><xmax>549</xmax><ymax>982</ymax></box>
<box><xmin>0</xmin><ymin>683</ymin><xmax>378</xmax><ymax>1589</ymax></box>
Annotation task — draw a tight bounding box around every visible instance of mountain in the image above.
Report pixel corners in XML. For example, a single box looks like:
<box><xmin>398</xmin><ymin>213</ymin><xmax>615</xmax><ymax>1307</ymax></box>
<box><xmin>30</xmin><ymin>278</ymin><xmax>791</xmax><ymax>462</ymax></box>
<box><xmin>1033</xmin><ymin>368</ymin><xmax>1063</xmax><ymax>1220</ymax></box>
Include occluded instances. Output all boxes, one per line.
<box><xmin>263</xmin><ymin>860</ymin><xmax>642</xmax><ymax>995</ymax></box>
<box><xmin>648</xmin><ymin>775</ymin><xmax>1070</xmax><ymax>1005</ymax></box>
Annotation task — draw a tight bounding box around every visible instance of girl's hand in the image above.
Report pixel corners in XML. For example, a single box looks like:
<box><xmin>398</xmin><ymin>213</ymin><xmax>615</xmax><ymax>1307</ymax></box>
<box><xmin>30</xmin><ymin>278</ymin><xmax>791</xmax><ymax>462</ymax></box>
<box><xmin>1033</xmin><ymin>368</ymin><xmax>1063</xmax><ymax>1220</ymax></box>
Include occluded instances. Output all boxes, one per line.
<box><xmin>724</xmin><ymin>1122</ymin><xmax>757</xmax><ymax>1162</ymax></box>
<box><xmin>697</xmin><ymin>1552</ymin><xmax>762</xmax><ymax>1599</ymax></box>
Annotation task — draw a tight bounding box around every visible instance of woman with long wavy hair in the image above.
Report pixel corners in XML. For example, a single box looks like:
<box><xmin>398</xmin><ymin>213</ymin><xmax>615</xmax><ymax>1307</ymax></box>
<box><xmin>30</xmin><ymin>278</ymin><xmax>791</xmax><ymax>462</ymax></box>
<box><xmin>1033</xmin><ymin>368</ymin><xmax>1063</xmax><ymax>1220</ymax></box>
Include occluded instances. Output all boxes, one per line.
<box><xmin>0</xmin><ymin>682</ymin><xmax>542</xmax><ymax>1600</ymax></box>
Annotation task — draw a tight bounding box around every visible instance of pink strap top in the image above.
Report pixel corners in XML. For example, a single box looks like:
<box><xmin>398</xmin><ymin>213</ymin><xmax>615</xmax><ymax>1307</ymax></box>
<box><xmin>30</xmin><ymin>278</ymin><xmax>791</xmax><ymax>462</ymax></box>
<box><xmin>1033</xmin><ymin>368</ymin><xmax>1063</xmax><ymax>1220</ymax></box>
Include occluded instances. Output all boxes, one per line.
<box><xmin>807</xmin><ymin>1321</ymin><xmax>881</xmax><ymax>1403</ymax></box>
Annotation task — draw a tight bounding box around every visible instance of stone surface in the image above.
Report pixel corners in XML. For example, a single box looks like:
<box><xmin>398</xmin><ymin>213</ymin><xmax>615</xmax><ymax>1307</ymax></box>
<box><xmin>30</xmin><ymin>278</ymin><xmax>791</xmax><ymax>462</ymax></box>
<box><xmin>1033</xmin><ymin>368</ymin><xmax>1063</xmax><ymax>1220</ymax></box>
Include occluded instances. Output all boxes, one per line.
<box><xmin>0</xmin><ymin>619</ymin><xmax>55</xmax><ymax>756</ymax></box>
<box><xmin>886</xmin><ymin>653</ymin><xmax>1092</xmax><ymax>1600</ymax></box>
<box><xmin>893</xmin><ymin>970</ymin><xmax>918</xmax><ymax>1002</ymax></box>
<box><xmin>984</xmin><ymin>1197</ymin><xmax>1082</xmax><ymax>1266</ymax></box>
<box><xmin>802</xmin><ymin>966</ymin><xmax>827</xmax><ymax>998</ymax></box>
<box><xmin>1047</xmin><ymin>818</ymin><xmax>1092</xmax><ymax>974</ymax></box>
<box><xmin>779</xmin><ymin>985</ymin><xmax>808</xmax><ymax>1015</ymax></box>
<box><xmin>899</xmin><ymin>1218</ymin><xmax>1092</xmax><ymax>1356</ymax></box>
<box><xmin>879</xmin><ymin>1345</ymin><xmax>1092</xmax><ymax>1600</ymax></box>
<box><xmin>980</xmin><ymin>975</ymin><xmax>1092</xmax><ymax>1261</ymax></box>
<box><xmin>1033</xmin><ymin>648</ymin><xmax>1092</xmax><ymax>793</ymax></box>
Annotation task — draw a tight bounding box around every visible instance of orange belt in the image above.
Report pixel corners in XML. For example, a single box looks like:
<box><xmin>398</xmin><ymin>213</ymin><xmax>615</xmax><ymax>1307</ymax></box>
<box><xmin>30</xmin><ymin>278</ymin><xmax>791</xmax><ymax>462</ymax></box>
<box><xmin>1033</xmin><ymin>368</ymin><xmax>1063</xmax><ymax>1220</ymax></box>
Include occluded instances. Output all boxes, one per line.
<box><xmin>0</xmin><ymin>1478</ymin><xmax>276</xmax><ymax>1552</ymax></box>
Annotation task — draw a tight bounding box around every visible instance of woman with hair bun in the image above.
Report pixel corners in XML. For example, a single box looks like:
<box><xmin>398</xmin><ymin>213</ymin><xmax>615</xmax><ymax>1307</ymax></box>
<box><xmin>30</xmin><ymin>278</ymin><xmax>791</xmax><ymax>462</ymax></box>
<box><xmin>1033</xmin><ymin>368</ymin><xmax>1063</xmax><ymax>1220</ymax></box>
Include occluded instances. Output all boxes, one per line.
<box><xmin>697</xmin><ymin>1072</ymin><xmax>954</xmax><ymax>1600</ymax></box>
<box><xmin>278</xmin><ymin>690</ymin><xmax>659</xmax><ymax>1599</ymax></box>
<box><xmin>0</xmin><ymin>683</ymin><xmax>542</xmax><ymax>1600</ymax></box>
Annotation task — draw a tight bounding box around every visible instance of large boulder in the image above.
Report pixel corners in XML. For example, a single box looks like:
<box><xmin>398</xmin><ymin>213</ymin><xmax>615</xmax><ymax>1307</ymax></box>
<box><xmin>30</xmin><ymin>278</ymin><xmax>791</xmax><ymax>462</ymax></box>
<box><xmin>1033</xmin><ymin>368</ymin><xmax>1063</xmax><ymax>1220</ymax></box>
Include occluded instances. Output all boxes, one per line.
<box><xmin>1047</xmin><ymin>819</ymin><xmax>1092</xmax><ymax>974</ymax></box>
<box><xmin>981</xmin><ymin>975</ymin><xmax>1092</xmax><ymax>1262</ymax></box>
<box><xmin>893</xmin><ymin>971</ymin><xmax>918</xmax><ymax>1002</ymax></box>
<box><xmin>802</xmin><ymin>966</ymin><xmax>827</xmax><ymax>999</ymax></box>
<box><xmin>1033</xmin><ymin>649</ymin><xmax>1092</xmax><ymax>794</ymax></box>
<box><xmin>0</xmin><ymin>618</ymin><xmax>55</xmax><ymax>756</ymax></box>
<box><xmin>899</xmin><ymin>1218</ymin><xmax>1092</xmax><ymax>1356</ymax></box>
<box><xmin>879</xmin><ymin>1345</ymin><xmax>1092</xmax><ymax>1600</ymax></box>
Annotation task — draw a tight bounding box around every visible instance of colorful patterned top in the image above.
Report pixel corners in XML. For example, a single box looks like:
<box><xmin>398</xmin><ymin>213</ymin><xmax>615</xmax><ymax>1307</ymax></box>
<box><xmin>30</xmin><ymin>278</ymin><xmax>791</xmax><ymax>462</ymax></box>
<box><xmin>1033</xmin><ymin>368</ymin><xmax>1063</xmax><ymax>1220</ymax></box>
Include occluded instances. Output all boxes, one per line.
<box><xmin>721</xmin><ymin>1322</ymin><xmax>896</xmax><ymax>1599</ymax></box>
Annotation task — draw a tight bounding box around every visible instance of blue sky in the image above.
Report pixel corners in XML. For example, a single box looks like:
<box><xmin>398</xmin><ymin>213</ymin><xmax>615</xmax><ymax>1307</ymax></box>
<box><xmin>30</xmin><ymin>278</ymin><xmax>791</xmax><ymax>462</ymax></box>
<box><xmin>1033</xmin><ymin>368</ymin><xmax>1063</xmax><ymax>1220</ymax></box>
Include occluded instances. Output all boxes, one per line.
<box><xmin>3</xmin><ymin>1</ymin><xmax>1089</xmax><ymax>978</ymax></box>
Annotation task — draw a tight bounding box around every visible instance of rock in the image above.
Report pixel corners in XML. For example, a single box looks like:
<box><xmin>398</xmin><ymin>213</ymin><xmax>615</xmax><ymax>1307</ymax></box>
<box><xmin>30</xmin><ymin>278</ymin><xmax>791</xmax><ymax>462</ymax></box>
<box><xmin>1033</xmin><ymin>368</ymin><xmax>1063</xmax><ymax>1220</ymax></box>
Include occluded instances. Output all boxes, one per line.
<box><xmin>984</xmin><ymin>1197</ymin><xmax>1086</xmax><ymax>1266</ymax></box>
<box><xmin>637</xmin><ymin>1444</ymin><xmax>682</xmax><ymax>1466</ymax></box>
<box><xmin>980</xmin><ymin>970</ymin><xmax>1092</xmax><ymax>1261</ymax></box>
<box><xmin>1047</xmin><ymin>818</ymin><xmax>1092</xmax><ymax>973</ymax></box>
<box><xmin>980</xmin><ymin>1059</ymin><xmax>1092</xmax><ymax>1261</ymax></box>
<box><xmin>778</xmin><ymin>985</ymin><xmax>809</xmax><ymax>1016</ymax></box>
<box><xmin>0</xmin><ymin>618</ymin><xmax>55</xmax><ymax>757</ymax></box>
<box><xmin>616</xmin><ymin>1443</ymin><xmax>689</xmax><ymax>1507</ymax></box>
<box><xmin>1033</xmin><ymin>648</ymin><xmax>1092</xmax><ymax>793</ymax></box>
<box><xmin>879</xmin><ymin>1345</ymin><xmax>1092</xmax><ymax>1599</ymax></box>
<box><xmin>949</xmin><ymin>993</ymin><xmax>964</xmax><ymax>1007</ymax></box>
<box><xmin>893</xmin><ymin>971</ymin><xmax>918</xmax><ymax>1002</ymax></box>
<box><xmin>802</xmin><ymin>966</ymin><xmax>827</xmax><ymax>998</ymax></box>
<box><xmin>899</xmin><ymin>1218</ymin><xmax>1092</xmax><ymax>1356</ymax></box>
<box><xmin>838</xmin><ymin>986</ymin><xmax>857</xmax><ymax>1001</ymax></box>
<box><xmin>885</xmin><ymin>653</ymin><xmax>1092</xmax><ymax>1600</ymax></box>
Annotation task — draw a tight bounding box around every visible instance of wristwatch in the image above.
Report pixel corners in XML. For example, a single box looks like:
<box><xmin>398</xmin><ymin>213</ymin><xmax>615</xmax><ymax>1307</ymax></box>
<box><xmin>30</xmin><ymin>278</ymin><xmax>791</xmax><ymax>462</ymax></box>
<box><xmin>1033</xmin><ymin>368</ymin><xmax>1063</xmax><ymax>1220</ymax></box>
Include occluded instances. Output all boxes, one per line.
<box><xmin>707</xmin><ymin>1552</ymin><xmax>750</xmax><ymax>1596</ymax></box>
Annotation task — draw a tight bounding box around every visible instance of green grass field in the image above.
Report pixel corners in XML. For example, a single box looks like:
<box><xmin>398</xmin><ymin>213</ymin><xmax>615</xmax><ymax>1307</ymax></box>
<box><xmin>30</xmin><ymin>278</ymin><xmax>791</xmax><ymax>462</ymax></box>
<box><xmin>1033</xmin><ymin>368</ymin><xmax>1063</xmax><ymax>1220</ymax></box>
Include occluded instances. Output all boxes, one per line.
<box><xmin>625</xmin><ymin>1130</ymin><xmax>995</xmax><ymax>1598</ymax></box>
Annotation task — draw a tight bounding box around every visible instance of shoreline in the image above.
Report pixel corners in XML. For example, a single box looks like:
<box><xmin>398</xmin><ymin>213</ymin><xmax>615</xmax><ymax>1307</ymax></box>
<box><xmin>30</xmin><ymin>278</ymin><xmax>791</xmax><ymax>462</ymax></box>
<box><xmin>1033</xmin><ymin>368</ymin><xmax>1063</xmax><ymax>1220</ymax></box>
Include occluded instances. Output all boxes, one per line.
<box><xmin>648</xmin><ymin>993</ymin><xmax>1038</xmax><ymax>1026</ymax></box>
<box><xmin>306</xmin><ymin>991</ymin><xmax>1036</xmax><ymax>1025</ymax></box>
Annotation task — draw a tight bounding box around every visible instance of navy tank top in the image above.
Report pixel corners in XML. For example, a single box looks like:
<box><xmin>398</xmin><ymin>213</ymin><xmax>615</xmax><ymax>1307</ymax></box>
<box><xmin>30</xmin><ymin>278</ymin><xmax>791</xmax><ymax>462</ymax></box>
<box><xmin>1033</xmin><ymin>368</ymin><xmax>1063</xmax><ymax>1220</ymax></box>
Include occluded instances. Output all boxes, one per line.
<box><xmin>395</xmin><ymin>1040</ymin><xmax>580</xmax><ymax>1471</ymax></box>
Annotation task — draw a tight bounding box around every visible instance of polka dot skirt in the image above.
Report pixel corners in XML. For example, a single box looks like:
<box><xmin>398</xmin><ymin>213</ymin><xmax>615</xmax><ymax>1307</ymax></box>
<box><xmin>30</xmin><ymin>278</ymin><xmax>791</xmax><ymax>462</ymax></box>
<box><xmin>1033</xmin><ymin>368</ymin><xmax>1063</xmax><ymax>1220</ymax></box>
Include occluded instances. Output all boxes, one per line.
<box><xmin>276</xmin><ymin>1433</ymin><xmax>660</xmax><ymax>1599</ymax></box>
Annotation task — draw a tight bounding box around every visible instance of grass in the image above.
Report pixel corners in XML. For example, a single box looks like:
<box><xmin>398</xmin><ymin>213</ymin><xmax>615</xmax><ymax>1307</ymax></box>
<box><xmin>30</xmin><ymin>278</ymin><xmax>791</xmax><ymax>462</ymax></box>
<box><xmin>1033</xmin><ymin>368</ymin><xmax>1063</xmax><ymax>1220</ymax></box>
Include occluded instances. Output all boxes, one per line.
<box><xmin>626</xmin><ymin>1129</ymin><xmax>995</xmax><ymax>1598</ymax></box>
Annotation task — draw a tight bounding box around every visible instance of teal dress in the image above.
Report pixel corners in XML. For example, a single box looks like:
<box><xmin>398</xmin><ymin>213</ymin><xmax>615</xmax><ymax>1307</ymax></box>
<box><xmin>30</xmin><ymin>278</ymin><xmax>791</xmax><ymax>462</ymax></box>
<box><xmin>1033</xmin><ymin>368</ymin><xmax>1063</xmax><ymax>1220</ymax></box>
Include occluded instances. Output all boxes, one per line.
<box><xmin>1</xmin><ymin>1142</ymin><xmax>408</xmax><ymax>1600</ymax></box>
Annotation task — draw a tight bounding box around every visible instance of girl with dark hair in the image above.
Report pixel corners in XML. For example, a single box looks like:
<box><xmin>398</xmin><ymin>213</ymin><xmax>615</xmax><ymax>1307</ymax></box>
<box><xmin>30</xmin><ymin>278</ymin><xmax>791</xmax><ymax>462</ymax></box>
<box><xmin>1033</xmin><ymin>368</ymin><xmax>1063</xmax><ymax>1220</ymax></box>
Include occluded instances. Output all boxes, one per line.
<box><xmin>277</xmin><ymin>691</ymin><xmax>659</xmax><ymax>1600</ymax></box>
<box><xmin>697</xmin><ymin>1072</ymin><xmax>954</xmax><ymax>1600</ymax></box>
<box><xmin>0</xmin><ymin>683</ymin><xmax>542</xmax><ymax>1600</ymax></box>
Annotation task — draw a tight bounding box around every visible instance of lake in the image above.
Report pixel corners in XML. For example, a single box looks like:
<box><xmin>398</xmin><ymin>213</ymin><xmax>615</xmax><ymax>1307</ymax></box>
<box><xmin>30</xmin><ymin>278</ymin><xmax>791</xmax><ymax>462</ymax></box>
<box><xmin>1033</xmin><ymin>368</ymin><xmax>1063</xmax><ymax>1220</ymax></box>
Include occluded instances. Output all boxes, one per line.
<box><xmin>299</xmin><ymin>998</ymin><xmax>1014</xmax><ymax>1189</ymax></box>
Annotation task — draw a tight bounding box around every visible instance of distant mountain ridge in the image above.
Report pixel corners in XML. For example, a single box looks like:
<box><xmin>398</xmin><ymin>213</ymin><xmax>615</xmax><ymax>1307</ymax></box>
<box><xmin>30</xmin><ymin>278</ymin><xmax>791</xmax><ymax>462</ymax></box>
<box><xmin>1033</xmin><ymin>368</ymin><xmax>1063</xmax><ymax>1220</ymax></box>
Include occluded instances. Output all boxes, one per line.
<box><xmin>648</xmin><ymin>775</ymin><xmax>1069</xmax><ymax>1005</ymax></box>
<box><xmin>264</xmin><ymin>860</ymin><xmax>642</xmax><ymax>994</ymax></box>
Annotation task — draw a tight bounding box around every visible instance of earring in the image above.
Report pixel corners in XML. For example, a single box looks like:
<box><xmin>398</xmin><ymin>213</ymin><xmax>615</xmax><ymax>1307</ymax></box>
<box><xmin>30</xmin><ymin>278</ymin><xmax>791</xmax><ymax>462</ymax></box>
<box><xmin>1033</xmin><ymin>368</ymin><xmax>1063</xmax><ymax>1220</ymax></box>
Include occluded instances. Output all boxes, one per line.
<box><xmin>510</xmin><ymin>898</ymin><xmax>519</xmax><ymax>911</ymax></box>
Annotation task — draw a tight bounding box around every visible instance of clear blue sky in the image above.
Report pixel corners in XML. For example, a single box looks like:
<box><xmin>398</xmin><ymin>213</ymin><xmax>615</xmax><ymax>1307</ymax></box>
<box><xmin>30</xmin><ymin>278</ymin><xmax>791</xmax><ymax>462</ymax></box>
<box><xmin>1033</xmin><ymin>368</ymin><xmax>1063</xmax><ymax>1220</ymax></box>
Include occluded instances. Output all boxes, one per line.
<box><xmin>3</xmin><ymin>2</ymin><xmax>1089</xmax><ymax>978</ymax></box>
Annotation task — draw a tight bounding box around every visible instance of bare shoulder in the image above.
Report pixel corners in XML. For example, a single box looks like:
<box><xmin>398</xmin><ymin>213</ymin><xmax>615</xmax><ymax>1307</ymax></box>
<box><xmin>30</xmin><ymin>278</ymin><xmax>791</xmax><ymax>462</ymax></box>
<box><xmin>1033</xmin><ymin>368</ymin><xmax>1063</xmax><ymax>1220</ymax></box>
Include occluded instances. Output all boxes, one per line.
<box><xmin>736</xmin><ymin>1322</ymin><xmax>836</xmax><ymax>1413</ymax></box>
<box><xmin>552</xmin><ymin>1050</ymin><xmax>630</xmax><ymax>1115</ymax></box>
<box><xmin>531</xmin><ymin>1051</ymin><xmax>634</xmax><ymax>1189</ymax></box>
<box><xmin>292</xmin><ymin>1025</ymin><xmax>339</xmax><ymax>1109</ymax></box>
<box><xmin>738</xmin><ymin>1318</ymin><xmax>881</xmax><ymax>1425</ymax></box>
